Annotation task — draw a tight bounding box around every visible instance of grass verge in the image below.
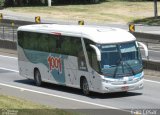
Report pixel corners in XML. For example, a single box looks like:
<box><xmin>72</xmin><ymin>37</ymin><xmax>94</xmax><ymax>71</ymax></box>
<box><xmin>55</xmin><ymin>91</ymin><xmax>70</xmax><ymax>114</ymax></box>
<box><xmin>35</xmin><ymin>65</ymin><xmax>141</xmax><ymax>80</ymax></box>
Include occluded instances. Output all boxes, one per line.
<box><xmin>4</xmin><ymin>1</ymin><xmax>160</xmax><ymax>24</ymax></box>
<box><xmin>133</xmin><ymin>16</ymin><xmax>160</xmax><ymax>26</ymax></box>
<box><xmin>0</xmin><ymin>95</ymin><xmax>75</xmax><ymax>115</ymax></box>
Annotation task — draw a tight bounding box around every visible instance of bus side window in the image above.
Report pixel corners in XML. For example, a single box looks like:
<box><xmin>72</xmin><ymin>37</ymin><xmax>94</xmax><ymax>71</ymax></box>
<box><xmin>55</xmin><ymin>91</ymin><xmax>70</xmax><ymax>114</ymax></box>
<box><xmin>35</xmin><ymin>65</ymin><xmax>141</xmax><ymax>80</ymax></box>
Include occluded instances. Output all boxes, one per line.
<box><xmin>84</xmin><ymin>39</ymin><xmax>100</xmax><ymax>73</ymax></box>
<box><xmin>60</xmin><ymin>36</ymin><xmax>87</xmax><ymax>71</ymax></box>
<box><xmin>18</xmin><ymin>31</ymin><xmax>24</xmax><ymax>48</ymax></box>
<box><xmin>76</xmin><ymin>38</ymin><xmax>87</xmax><ymax>71</ymax></box>
<box><xmin>61</xmin><ymin>36</ymin><xmax>71</xmax><ymax>55</ymax></box>
<box><xmin>38</xmin><ymin>34</ymin><xmax>49</xmax><ymax>52</ymax></box>
<box><xmin>54</xmin><ymin>36</ymin><xmax>63</xmax><ymax>53</ymax></box>
<box><xmin>90</xmin><ymin>48</ymin><xmax>100</xmax><ymax>73</ymax></box>
<box><xmin>56</xmin><ymin>36</ymin><xmax>63</xmax><ymax>49</ymax></box>
<box><xmin>48</xmin><ymin>34</ymin><xmax>57</xmax><ymax>53</ymax></box>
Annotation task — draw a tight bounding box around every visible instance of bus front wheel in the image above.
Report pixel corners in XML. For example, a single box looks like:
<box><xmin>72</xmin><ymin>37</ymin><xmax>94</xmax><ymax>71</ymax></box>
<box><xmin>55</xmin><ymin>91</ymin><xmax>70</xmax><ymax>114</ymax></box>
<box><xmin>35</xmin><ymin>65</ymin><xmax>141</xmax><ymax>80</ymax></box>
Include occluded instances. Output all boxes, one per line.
<box><xmin>82</xmin><ymin>78</ymin><xmax>90</xmax><ymax>96</ymax></box>
<box><xmin>34</xmin><ymin>69</ymin><xmax>42</xmax><ymax>86</ymax></box>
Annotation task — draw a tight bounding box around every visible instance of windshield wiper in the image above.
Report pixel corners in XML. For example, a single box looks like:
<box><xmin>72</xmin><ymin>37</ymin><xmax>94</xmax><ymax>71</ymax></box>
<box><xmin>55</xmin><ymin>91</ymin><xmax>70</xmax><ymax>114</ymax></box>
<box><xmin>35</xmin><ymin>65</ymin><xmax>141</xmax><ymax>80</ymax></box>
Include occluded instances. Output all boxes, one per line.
<box><xmin>113</xmin><ymin>59</ymin><xmax>122</xmax><ymax>78</ymax></box>
<box><xmin>113</xmin><ymin>60</ymin><xmax>135</xmax><ymax>78</ymax></box>
<box><xmin>123</xmin><ymin>61</ymin><xmax>135</xmax><ymax>75</ymax></box>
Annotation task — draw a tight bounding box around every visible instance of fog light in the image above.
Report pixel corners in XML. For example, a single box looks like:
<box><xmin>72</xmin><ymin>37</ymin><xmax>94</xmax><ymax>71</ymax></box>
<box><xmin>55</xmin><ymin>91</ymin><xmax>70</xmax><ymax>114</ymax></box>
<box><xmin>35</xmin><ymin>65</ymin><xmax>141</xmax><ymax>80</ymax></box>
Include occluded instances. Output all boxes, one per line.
<box><xmin>105</xmin><ymin>87</ymin><xmax>110</xmax><ymax>92</ymax></box>
<box><xmin>102</xmin><ymin>79</ymin><xmax>112</xmax><ymax>83</ymax></box>
<box><xmin>139</xmin><ymin>83</ymin><xmax>143</xmax><ymax>88</ymax></box>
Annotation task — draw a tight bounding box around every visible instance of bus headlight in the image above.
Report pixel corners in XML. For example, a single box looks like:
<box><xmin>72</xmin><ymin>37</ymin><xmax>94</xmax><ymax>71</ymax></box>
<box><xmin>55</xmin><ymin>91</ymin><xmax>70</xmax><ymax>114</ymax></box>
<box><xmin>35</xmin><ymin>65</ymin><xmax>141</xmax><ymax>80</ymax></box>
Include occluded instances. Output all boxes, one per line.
<box><xmin>102</xmin><ymin>79</ymin><xmax>112</xmax><ymax>83</ymax></box>
<box><xmin>138</xmin><ymin>75</ymin><xmax>143</xmax><ymax>80</ymax></box>
<box><xmin>135</xmin><ymin>76</ymin><xmax>143</xmax><ymax>82</ymax></box>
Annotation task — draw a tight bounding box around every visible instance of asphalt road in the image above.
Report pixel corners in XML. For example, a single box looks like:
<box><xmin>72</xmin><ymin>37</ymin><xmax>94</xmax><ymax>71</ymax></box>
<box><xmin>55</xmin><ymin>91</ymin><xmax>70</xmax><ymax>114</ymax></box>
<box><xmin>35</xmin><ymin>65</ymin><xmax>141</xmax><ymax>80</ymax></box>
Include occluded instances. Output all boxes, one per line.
<box><xmin>0</xmin><ymin>54</ymin><xmax>160</xmax><ymax>115</ymax></box>
<box><xmin>141</xmin><ymin>49</ymin><xmax>160</xmax><ymax>62</ymax></box>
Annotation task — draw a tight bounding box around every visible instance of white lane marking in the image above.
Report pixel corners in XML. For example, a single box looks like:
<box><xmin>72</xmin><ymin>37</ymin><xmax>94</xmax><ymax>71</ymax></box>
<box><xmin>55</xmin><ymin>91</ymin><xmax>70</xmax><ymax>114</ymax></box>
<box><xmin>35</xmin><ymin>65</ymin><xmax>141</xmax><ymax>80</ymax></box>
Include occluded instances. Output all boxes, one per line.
<box><xmin>0</xmin><ymin>67</ymin><xmax>19</xmax><ymax>73</ymax></box>
<box><xmin>0</xmin><ymin>55</ymin><xmax>17</xmax><ymax>59</ymax></box>
<box><xmin>142</xmin><ymin>58</ymin><xmax>160</xmax><ymax>62</ymax></box>
<box><xmin>140</xmin><ymin>49</ymin><xmax>160</xmax><ymax>53</ymax></box>
<box><xmin>148</xmin><ymin>50</ymin><xmax>160</xmax><ymax>53</ymax></box>
<box><xmin>0</xmin><ymin>82</ymin><xmax>129</xmax><ymax>113</ymax></box>
<box><xmin>144</xmin><ymin>79</ymin><xmax>160</xmax><ymax>84</ymax></box>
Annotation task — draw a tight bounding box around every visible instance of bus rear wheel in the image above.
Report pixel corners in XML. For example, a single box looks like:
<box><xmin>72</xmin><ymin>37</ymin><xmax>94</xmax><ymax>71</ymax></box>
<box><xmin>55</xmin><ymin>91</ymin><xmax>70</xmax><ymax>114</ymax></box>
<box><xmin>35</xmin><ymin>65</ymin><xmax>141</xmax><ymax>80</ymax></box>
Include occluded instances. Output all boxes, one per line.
<box><xmin>34</xmin><ymin>69</ymin><xmax>42</xmax><ymax>86</ymax></box>
<box><xmin>82</xmin><ymin>78</ymin><xmax>90</xmax><ymax>96</ymax></box>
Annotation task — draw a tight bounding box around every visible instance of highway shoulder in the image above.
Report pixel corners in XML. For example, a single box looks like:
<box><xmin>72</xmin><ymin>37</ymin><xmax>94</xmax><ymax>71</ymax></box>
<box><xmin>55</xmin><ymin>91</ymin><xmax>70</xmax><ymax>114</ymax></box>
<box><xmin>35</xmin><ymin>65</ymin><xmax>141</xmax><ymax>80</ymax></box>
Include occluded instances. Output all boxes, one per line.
<box><xmin>144</xmin><ymin>69</ymin><xmax>160</xmax><ymax>82</ymax></box>
<box><xmin>0</xmin><ymin>48</ymin><xmax>17</xmax><ymax>57</ymax></box>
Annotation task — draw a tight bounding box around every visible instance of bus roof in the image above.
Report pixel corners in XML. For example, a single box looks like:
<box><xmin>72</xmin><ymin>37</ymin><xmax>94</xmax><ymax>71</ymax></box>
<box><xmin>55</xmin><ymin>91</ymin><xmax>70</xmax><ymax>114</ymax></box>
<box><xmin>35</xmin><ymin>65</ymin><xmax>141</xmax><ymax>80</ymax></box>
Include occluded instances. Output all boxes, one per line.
<box><xmin>18</xmin><ymin>24</ymin><xmax>136</xmax><ymax>44</ymax></box>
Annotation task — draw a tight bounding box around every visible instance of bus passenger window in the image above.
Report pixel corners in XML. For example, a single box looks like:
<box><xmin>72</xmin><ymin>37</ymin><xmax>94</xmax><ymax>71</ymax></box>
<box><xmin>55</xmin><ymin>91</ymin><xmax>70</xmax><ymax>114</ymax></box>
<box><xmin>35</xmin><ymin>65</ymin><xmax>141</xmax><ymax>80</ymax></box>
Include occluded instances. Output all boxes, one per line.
<box><xmin>48</xmin><ymin>35</ymin><xmax>56</xmax><ymax>53</ymax></box>
<box><xmin>78</xmin><ymin>50</ymin><xmax>87</xmax><ymax>71</ymax></box>
<box><xmin>90</xmin><ymin>48</ymin><xmax>100</xmax><ymax>73</ymax></box>
<box><xmin>84</xmin><ymin>39</ymin><xmax>100</xmax><ymax>73</ymax></box>
<box><xmin>56</xmin><ymin>36</ymin><xmax>63</xmax><ymax>49</ymax></box>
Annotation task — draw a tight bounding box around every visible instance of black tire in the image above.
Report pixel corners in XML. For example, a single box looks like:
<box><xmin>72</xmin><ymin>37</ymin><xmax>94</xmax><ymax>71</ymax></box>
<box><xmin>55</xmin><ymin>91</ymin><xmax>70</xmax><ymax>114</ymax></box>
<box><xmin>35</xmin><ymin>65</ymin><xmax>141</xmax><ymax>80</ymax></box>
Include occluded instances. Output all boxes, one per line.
<box><xmin>34</xmin><ymin>69</ymin><xmax>42</xmax><ymax>86</ymax></box>
<box><xmin>82</xmin><ymin>78</ymin><xmax>90</xmax><ymax>96</ymax></box>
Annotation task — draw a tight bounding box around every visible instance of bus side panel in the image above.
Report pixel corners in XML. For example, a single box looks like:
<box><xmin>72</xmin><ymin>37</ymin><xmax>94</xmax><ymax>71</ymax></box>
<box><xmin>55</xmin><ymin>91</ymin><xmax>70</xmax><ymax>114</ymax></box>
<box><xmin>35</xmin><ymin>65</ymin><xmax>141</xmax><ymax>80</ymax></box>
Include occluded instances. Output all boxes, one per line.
<box><xmin>18</xmin><ymin>46</ymin><xmax>34</xmax><ymax>79</ymax></box>
<box><xmin>89</xmin><ymin>71</ymin><xmax>103</xmax><ymax>93</ymax></box>
<box><xmin>64</xmin><ymin>56</ymin><xmax>78</xmax><ymax>87</ymax></box>
<box><xmin>47</xmin><ymin>53</ymin><xmax>66</xmax><ymax>85</ymax></box>
<box><xmin>18</xmin><ymin>44</ymin><xmax>100</xmax><ymax>90</ymax></box>
<box><xmin>18</xmin><ymin>46</ymin><xmax>82</xmax><ymax>87</ymax></box>
<box><xmin>18</xmin><ymin>46</ymin><xmax>51</xmax><ymax>81</ymax></box>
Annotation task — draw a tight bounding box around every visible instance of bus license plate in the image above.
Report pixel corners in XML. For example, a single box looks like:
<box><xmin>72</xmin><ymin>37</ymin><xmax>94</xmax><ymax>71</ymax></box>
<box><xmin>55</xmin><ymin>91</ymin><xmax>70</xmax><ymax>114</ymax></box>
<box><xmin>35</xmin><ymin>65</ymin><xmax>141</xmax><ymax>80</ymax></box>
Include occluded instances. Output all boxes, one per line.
<box><xmin>121</xmin><ymin>86</ymin><xmax>129</xmax><ymax>91</ymax></box>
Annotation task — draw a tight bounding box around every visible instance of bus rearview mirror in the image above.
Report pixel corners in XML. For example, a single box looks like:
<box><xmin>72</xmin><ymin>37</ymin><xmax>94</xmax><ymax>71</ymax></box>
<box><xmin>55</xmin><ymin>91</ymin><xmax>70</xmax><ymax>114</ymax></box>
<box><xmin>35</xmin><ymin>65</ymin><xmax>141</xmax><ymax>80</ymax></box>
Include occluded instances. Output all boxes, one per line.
<box><xmin>137</xmin><ymin>42</ymin><xmax>149</xmax><ymax>58</ymax></box>
<box><xmin>89</xmin><ymin>44</ymin><xmax>101</xmax><ymax>61</ymax></box>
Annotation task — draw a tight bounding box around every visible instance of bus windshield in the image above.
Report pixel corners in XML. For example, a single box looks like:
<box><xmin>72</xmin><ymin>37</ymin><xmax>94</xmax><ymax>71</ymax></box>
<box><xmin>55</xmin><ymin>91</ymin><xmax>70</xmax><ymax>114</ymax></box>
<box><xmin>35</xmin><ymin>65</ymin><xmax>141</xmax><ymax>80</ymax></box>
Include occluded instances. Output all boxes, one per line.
<box><xmin>97</xmin><ymin>41</ymin><xmax>143</xmax><ymax>78</ymax></box>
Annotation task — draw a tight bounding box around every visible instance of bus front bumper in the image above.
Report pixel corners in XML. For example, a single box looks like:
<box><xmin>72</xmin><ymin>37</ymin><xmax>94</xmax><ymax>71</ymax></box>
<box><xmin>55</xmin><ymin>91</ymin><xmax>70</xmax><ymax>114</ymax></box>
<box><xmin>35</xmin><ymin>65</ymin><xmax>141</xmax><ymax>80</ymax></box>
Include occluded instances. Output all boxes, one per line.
<box><xmin>100</xmin><ymin>79</ymin><xmax>144</xmax><ymax>93</ymax></box>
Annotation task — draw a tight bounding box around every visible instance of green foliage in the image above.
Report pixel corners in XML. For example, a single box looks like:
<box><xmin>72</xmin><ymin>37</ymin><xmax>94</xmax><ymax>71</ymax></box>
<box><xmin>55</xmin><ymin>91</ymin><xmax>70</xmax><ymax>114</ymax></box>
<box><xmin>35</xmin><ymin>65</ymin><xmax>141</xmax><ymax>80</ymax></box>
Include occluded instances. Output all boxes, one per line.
<box><xmin>2</xmin><ymin>0</ymin><xmax>160</xmax><ymax>7</ymax></box>
<box><xmin>108</xmin><ymin>0</ymin><xmax>159</xmax><ymax>1</ymax></box>
<box><xmin>0</xmin><ymin>95</ymin><xmax>76</xmax><ymax>115</ymax></box>
<box><xmin>133</xmin><ymin>17</ymin><xmax>160</xmax><ymax>26</ymax></box>
<box><xmin>0</xmin><ymin>0</ymin><xmax>4</xmax><ymax>7</ymax></box>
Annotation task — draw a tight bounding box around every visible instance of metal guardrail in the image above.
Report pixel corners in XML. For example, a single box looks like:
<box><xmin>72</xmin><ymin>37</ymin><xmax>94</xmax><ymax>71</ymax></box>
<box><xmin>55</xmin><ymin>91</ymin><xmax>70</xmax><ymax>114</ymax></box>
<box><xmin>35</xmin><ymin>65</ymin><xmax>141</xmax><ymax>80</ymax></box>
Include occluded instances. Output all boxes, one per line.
<box><xmin>133</xmin><ymin>32</ymin><xmax>160</xmax><ymax>42</ymax></box>
<box><xmin>0</xmin><ymin>25</ymin><xmax>17</xmax><ymax>41</ymax></box>
<box><xmin>0</xmin><ymin>39</ymin><xmax>16</xmax><ymax>49</ymax></box>
<box><xmin>139</xmin><ymin>41</ymin><xmax>160</xmax><ymax>62</ymax></box>
<box><xmin>143</xmin><ymin>60</ymin><xmax>160</xmax><ymax>71</ymax></box>
<box><xmin>0</xmin><ymin>19</ymin><xmax>36</xmax><ymax>41</ymax></box>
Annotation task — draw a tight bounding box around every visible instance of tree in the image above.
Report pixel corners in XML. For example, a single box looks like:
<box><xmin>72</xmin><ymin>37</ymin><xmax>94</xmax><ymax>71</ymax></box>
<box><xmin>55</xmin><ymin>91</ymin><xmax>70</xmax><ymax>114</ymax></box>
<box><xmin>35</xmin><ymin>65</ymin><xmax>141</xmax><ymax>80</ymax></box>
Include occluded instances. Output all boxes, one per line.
<box><xmin>28</xmin><ymin>0</ymin><xmax>41</xmax><ymax>5</ymax></box>
<box><xmin>4</xmin><ymin>0</ymin><xmax>14</xmax><ymax>7</ymax></box>
<box><xmin>154</xmin><ymin>0</ymin><xmax>158</xmax><ymax>17</ymax></box>
<box><xmin>15</xmin><ymin>0</ymin><xmax>27</xmax><ymax>6</ymax></box>
<box><xmin>90</xmin><ymin>0</ymin><xmax>99</xmax><ymax>3</ymax></box>
<box><xmin>48</xmin><ymin>0</ymin><xmax>51</xmax><ymax>6</ymax></box>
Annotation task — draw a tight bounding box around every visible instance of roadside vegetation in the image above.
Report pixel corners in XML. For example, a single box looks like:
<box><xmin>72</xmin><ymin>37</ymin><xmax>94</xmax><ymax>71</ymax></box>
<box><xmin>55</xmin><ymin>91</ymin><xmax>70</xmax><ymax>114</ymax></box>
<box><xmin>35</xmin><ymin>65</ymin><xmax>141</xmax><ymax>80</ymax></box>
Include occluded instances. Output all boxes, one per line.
<box><xmin>0</xmin><ymin>95</ymin><xmax>75</xmax><ymax>115</ymax></box>
<box><xmin>0</xmin><ymin>0</ymin><xmax>159</xmax><ymax>6</ymax></box>
<box><xmin>133</xmin><ymin>16</ymin><xmax>160</xmax><ymax>26</ymax></box>
<box><xmin>2</xmin><ymin>0</ymin><xmax>159</xmax><ymax>25</ymax></box>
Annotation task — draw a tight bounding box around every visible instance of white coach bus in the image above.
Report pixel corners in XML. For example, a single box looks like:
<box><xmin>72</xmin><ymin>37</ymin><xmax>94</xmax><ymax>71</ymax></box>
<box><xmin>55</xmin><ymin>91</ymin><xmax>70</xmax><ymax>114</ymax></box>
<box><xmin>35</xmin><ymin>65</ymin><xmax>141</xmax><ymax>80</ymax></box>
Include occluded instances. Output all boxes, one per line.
<box><xmin>17</xmin><ymin>24</ymin><xmax>148</xmax><ymax>95</ymax></box>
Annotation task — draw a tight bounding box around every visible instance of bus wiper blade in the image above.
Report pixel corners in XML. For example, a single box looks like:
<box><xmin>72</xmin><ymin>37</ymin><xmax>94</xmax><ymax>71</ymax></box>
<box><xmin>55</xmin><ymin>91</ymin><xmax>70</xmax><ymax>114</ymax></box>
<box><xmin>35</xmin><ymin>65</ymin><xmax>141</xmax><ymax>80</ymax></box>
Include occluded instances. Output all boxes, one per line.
<box><xmin>116</xmin><ymin>59</ymin><xmax>122</xmax><ymax>66</ymax></box>
<box><xmin>123</xmin><ymin>61</ymin><xmax>135</xmax><ymax>75</ymax></box>
<box><xmin>113</xmin><ymin>60</ymin><xmax>122</xmax><ymax>78</ymax></box>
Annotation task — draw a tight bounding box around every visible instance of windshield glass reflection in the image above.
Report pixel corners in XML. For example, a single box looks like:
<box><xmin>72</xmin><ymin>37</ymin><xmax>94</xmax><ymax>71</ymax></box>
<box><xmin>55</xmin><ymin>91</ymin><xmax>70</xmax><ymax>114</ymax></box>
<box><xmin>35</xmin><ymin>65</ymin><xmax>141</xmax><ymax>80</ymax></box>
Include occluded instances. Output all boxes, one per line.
<box><xmin>97</xmin><ymin>41</ymin><xmax>143</xmax><ymax>78</ymax></box>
